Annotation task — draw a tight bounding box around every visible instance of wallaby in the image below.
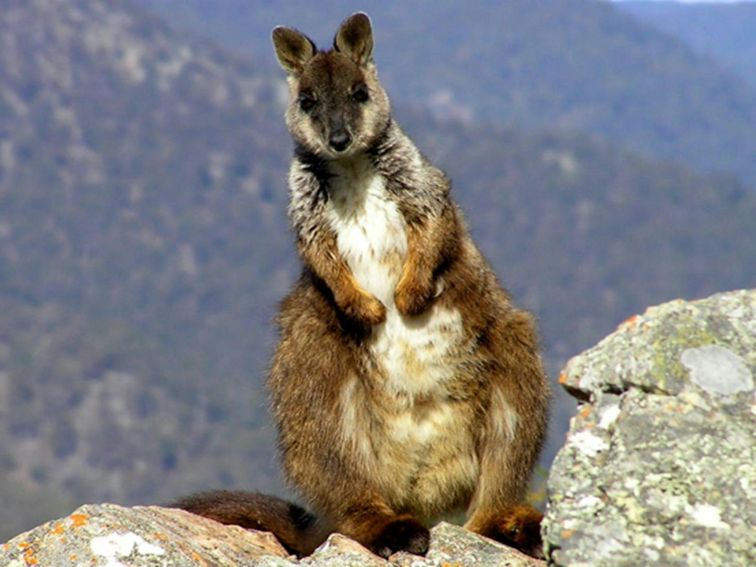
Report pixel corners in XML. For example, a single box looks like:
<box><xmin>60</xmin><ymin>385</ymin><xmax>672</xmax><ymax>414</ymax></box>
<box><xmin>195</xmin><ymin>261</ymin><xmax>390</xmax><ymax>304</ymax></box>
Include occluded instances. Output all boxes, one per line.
<box><xmin>175</xmin><ymin>12</ymin><xmax>550</xmax><ymax>559</ymax></box>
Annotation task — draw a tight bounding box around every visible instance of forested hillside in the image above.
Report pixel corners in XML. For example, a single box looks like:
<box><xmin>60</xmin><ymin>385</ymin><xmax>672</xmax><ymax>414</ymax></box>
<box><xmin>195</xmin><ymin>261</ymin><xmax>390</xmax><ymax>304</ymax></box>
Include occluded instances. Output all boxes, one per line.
<box><xmin>620</xmin><ymin>1</ymin><xmax>756</xmax><ymax>87</ymax></box>
<box><xmin>138</xmin><ymin>0</ymin><xmax>756</xmax><ymax>187</ymax></box>
<box><xmin>1</xmin><ymin>0</ymin><xmax>754</xmax><ymax>540</ymax></box>
<box><xmin>0</xmin><ymin>0</ymin><xmax>290</xmax><ymax>538</ymax></box>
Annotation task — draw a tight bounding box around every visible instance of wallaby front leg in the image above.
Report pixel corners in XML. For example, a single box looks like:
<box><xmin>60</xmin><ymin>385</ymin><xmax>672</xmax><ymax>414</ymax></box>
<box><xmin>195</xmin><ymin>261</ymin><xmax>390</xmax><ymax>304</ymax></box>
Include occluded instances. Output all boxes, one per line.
<box><xmin>394</xmin><ymin>206</ymin><xmax>457</xmax><ymax>316</ymax></box>
<box><xmin>394</xmin><ymin>223</ymin><xmax>434</xmax><ymax>315</ymax></box>
<box><xmin>300</xmin><ymin>230</ymin><xmax>386</xmax><ymax>325</ymax></box>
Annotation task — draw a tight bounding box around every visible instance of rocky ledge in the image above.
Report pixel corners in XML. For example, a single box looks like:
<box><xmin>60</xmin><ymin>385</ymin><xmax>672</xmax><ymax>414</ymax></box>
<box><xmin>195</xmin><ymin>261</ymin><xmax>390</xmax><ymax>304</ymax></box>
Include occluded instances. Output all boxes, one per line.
<box><xmin>0</xmin><ymin>503</ymin><xmax>542</xmax><ymax>566</ymax></box>
<box><xmin>543</xmin><ymin>289</ymin><xmax>755</xmax><ymax>566</ymax></box>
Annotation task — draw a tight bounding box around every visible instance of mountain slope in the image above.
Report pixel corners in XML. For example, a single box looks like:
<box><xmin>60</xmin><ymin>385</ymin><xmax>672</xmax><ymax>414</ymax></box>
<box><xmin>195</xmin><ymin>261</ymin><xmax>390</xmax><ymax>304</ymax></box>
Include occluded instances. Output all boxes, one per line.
<box><xmin>620</xmin><ymin>1</ymin><xmax>756</xmax><ymax>87</ymax></box>
<box><xmin>404</xmin><ymin>114</ymin><xmax>756</xmax><ymax>363</ymax></box>
<box><xmin>1</xmin><ymin>0</ymin><xmax>755</xmax><ymax>540</ymax></box>
<box><xmin>0</xmin><ymin>0</ymin><xmax>292</xmax><ymax>538</ymax></box>
<box><xmin>138</xmin><ymin>0</ymin><xmax>756</xmax><ymax>187</ymax></box>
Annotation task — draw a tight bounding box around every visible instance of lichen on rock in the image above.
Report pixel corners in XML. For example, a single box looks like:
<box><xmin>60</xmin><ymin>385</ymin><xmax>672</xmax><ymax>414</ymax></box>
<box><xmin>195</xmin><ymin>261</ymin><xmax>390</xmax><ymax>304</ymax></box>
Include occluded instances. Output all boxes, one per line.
<box><xmin>0</xmin><ymin>506</ymin><xmax>544</xmax><ymax>566</ymax></box>
<box><xmin>0</xmin><ymin>503</ymin><xmax>296</xmax><ymax>566</ymax></box>
<box><xmin>544</xmin><ymin>289</ymin><xmax>756</xmax><ymax>566</ymax></box>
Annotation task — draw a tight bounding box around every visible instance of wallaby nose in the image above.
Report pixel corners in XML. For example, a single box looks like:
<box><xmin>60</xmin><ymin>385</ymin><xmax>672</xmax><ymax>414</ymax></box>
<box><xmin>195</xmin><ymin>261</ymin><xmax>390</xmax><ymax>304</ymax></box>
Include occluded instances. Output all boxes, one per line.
<box><xmin>329</xmin><ymin>131</ymin><xmax>352</xmax><ymax>152</ymax></box>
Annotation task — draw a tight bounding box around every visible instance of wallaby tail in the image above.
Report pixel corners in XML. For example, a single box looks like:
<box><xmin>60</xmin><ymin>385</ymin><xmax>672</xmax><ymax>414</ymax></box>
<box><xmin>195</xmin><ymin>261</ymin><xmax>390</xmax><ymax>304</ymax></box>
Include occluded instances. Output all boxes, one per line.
<box><xmin>171</xmin><ymin>490</ymin><xmax>327</xmax><ymax>556</ymax></box>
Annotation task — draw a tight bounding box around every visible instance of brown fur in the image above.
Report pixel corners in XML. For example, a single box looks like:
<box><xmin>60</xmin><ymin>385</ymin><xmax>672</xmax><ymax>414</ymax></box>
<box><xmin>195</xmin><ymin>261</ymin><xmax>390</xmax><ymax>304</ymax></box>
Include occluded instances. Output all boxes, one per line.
<box><xmin>175</xmin><ymin>13</ymin><xmax>550</xmax><ymax>559</ymax></box>
<box><xmin>172</xmin><ymin>490</ymin><xmax>327</xmax><ymax>555</ymax></box>
<box><xmin>472</xmin><ymin>504</ymin><xmax>545</xmax><ymax>559</ymax></box>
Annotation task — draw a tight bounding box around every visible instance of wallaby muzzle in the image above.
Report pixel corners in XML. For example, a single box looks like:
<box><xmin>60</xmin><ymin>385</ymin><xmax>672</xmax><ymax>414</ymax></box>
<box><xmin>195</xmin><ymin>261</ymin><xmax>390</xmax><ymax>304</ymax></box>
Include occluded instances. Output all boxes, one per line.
<box><xmin>328</xmin><ymin>112</ymin><xmax>352</xmax><ymax>152</ymax></box>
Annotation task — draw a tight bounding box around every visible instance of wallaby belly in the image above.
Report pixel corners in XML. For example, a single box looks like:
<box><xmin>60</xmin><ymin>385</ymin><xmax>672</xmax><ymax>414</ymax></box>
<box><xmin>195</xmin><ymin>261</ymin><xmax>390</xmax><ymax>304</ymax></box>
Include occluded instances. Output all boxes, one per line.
<box><xmin>328</xmin><ymin>161</ymin><xmax>479</xmax><ymax>517</ymax></box>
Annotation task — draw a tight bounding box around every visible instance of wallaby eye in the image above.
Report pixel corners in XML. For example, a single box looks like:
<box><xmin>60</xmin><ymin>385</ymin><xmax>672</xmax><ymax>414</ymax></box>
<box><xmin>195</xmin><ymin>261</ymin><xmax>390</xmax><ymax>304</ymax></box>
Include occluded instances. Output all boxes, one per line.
<box><xmin>351</xmin><ymin>83</ymin><xmax>369</xmax><ymax>103</ymax></box>
<box><xmin>298</xmin><ymin>91</ymin><xmax>317</xmax><ymax>112</ymax></box>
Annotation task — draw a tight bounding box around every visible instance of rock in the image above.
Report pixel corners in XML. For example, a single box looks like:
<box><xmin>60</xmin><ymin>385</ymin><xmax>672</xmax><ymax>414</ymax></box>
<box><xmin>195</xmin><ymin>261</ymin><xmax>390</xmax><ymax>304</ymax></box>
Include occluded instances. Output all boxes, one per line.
<box><xmin>0</xmin><ymin>503</ymin><xmax>296</xmax><ymax>566</ymax></box>
<box><xmin>390</xmin><ymin>522</ymin><xmax>544</xmax><ymax>566</ymax></box>
<box><xmin>543</xmin><ymin>289</ymin><xmax>755</xmax><ymax>566</ymax></box>
<box><xmin>1</xmin><ymin>506</ymin><xmax>544</xmax><ymax>566</ymax></box>
<box><xmin>302</xmin><ymin>533</ymin><xmax>388</xmax><ymax>566</ymax></box>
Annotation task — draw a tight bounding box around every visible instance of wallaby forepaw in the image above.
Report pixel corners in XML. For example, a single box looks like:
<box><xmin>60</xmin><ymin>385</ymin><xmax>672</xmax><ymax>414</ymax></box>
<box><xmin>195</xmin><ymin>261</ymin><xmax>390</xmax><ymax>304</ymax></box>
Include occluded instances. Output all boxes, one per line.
<box><xmin>474</xmin><ymin>505</ymin><xmax>544</xmax><ymax>559</ymax></box>
<box><xmin>394</xmin><ymin>276</ymin><xmax>434</xmax><ymax>316</ymax></box>
<box><xmin>370</xmin><ymin>515</ymin><xmax>430</xmax><ymax>558</ymax></box>
<box><xmin>340</xmin><ymin>291</ymin><xmax>387</xmax><ymax>326</ymax></box>
<box><xmin>359</xmin><ymin>296</ymin><xmax>387</xmax><ymax>326</ymax></box>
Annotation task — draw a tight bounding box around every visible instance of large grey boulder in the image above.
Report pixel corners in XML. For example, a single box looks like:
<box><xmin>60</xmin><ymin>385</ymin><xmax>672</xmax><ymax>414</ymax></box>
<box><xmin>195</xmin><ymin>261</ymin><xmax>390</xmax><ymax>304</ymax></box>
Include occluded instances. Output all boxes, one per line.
<box><xmin>0</xmin><ymin>503</ymin><xmax>543</xmax><ymax>566</ymax></box>
<box><xmin>543</xmin><ymin>289</ymin><xmax>755</xmax><ymax>566</ymax></box>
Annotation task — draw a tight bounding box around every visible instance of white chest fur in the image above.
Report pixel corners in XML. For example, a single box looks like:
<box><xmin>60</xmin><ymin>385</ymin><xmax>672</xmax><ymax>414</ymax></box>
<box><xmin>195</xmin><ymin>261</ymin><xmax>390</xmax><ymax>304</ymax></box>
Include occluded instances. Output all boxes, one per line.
<box><xmin>326</xmin><ymin>158</ymin><xmax>465</xmax><ymax>395</ymax></box>
<box><xmin>327</xmin><ymin>157</ymin><xmax>407</xmax><ymax>307</ymax></box>
<box><xmin>328</xmin><ymin>157</ymin><xmax>475</xmax><ymax>514</ymax></box>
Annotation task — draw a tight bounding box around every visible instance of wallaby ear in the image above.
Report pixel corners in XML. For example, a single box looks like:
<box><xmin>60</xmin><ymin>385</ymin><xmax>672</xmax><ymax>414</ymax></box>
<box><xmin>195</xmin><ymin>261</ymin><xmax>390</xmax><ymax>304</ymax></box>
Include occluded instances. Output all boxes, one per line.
<box><xmin>272</xmin><ymin>26</ymin><xmax>316</xmax><ymax>75</ymax></box>
<box><xmin>333</xmin><ymin>12</ymin><xmax>373</xmax><ymax>66</ymax></box>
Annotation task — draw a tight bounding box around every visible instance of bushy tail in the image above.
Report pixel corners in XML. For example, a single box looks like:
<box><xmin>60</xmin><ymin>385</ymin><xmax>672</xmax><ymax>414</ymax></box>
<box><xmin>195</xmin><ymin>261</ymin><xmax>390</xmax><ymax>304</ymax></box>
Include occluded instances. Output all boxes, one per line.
<box><xmin>171</xmin><ymin>490</ymin><xmax>327</xmax><ymax>556</ymax></box>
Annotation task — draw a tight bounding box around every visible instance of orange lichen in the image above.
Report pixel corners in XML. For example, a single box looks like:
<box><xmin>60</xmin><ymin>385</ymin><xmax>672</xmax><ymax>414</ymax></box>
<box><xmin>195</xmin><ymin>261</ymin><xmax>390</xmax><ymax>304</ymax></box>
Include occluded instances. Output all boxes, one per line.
<box><xmin>664</xmin><ymin>401</ymin><xmax>686</xmax><ymax>414</ymax></box>
<box><xmin>51</xmin><ymin>523</ymin><xmax>66</xmax><ymax>536</ymax></box>
<box><xmin>23</xmin><ymin>547</ymin><xmax>38</xmax><ymax>565</ymax></box>
<box><xmin>17</xmin><ymin>542</ymin><xmax>31</xmax><ymax>550</ymax></box>
<box><xmin>579</xmin><ymin>405</ymin><xmax>592</xmax><ymax>419</ymax></box>
<box><xmin>69</xmin><ymin>513</ymin><xmax>89</xmax><ymax>528</ymax></box>
<box><xmin>69</xmin><ymin>555</ymin><xmax>78</xmax><ymax>562</ymax></box>
<box><xmin>560</xmin><ymin>529</ymin><xmax>575</xmax><ymax>539</ymax></box>
<box><xmin>558</xmin><ymin>372</ymin><xmax>568</xmax><ymax>384</ymax></box>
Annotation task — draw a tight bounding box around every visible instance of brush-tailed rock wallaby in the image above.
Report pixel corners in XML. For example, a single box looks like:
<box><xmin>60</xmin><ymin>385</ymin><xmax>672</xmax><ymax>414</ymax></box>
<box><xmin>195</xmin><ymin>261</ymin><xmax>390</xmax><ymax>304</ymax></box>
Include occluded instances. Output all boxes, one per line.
<box><xmin>175</xmin><ymin>12</ymin><xmax>550</xmax><ymax>559</ymax></box>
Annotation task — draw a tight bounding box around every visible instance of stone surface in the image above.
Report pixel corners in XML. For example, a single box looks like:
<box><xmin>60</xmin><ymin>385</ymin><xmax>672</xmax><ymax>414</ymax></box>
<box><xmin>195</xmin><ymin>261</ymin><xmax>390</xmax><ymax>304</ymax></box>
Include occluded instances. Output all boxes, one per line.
<box><xmin>543</xmin><ymin>289</ymin><xmax>756</xmax><ymax>566</ymax></box>
<box><xmin>0</xmin><ymin>503</ymin><xmax>296</xmax><ymax>566</ymax></box>
<box><xmin>391</xmin><ymin>522</ymin><xmax>544</xmax><ymax>566</ymax></box>
<box><xmin>1</xmin><ymin>507</ymin><xmax>544</xmax><ymax>566</ymax></box>
<box><xmin>302</xmin><ymin>534</ymin><xmax>388</xmax><ymax>567</ymax></box>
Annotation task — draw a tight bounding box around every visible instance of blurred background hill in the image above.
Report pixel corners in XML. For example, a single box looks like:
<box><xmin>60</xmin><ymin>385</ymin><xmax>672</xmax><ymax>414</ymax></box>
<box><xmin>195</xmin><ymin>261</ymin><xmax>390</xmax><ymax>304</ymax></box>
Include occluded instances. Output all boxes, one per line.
<box><xmin>1</xmin><ymin>0</ymin><xmax>754</xmax><ymax>539</ymax></box>
<box><xmin>140</xmin><ymin>0</ymin><xmax>756</xmax><ymax>186</ymax></box>
<box><xmin>619</xmin><ymin>1</ymin><xmax>756</xmax><ymax>87</ymax></box>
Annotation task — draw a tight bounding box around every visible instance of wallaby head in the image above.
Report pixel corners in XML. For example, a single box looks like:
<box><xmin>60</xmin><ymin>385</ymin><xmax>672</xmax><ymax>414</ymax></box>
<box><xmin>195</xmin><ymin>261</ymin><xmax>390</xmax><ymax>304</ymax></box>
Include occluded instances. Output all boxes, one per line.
<box><xmin>272</xmin><ymin>13</ymin><xmax>391</xmax><ymax>158</ymax></box>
